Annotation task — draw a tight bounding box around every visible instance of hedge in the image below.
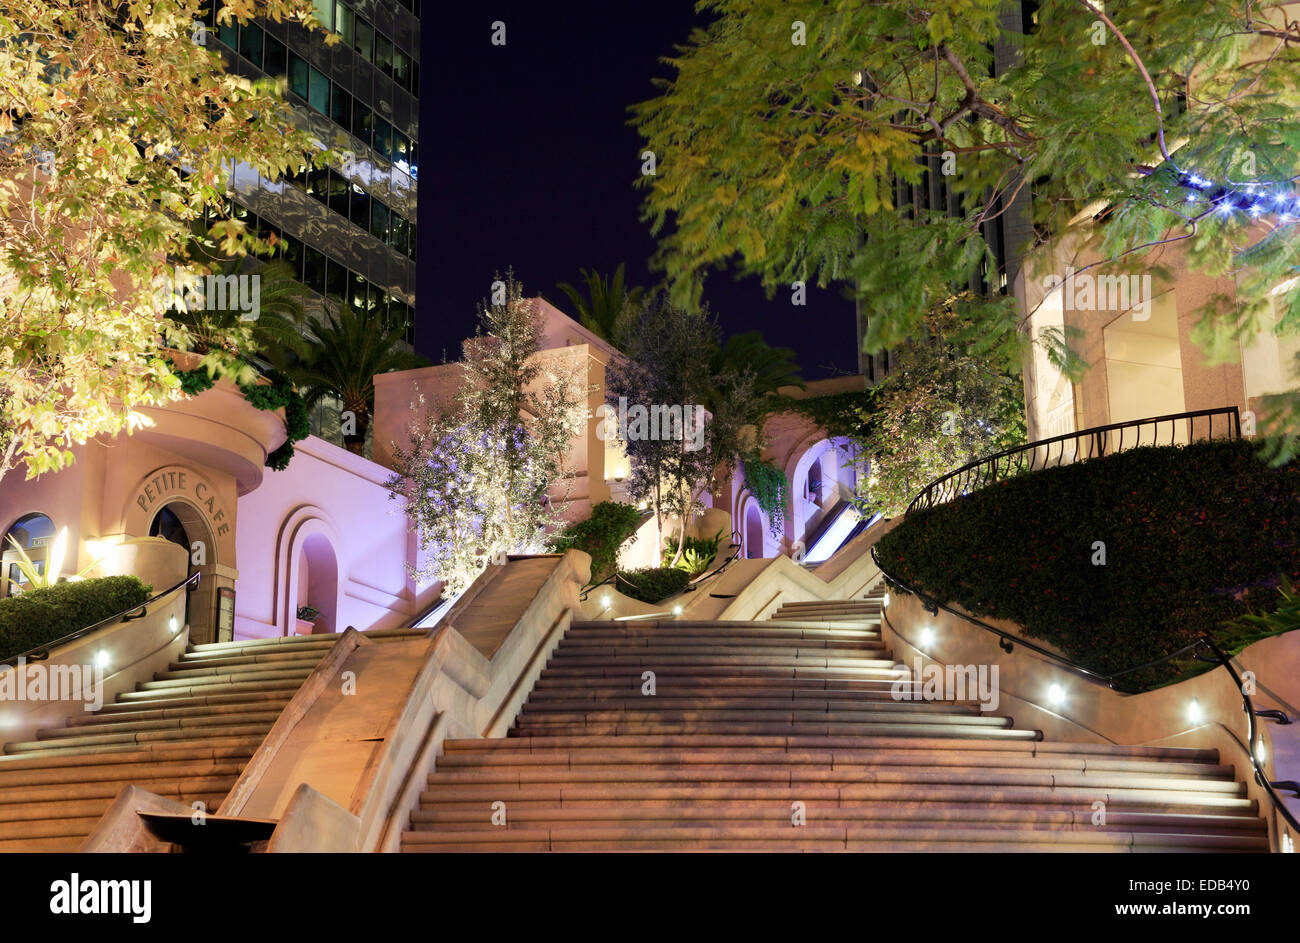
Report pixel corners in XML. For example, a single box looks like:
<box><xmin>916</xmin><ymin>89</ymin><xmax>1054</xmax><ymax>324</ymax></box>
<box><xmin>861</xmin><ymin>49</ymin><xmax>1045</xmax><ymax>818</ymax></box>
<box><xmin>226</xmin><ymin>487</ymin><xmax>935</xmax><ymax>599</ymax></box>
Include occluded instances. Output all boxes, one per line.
<box><xmin>616</xmin><ymin>567</ymin><xmax>691</xmax><ymax>605</ymax></box>
<box><xmin>0</xmin><ymin>576</ymin><xmax>153</xmax><ymax>662</ymax></box>
<box><xmin>874</xmin><ymin>439</ymin><xmax>1300</xmax><ymax>688</ymax></box>
<box><xmin>552</xmin><ymin>502</ymin><xmax>644</xmax><ymax>586</ymax></box>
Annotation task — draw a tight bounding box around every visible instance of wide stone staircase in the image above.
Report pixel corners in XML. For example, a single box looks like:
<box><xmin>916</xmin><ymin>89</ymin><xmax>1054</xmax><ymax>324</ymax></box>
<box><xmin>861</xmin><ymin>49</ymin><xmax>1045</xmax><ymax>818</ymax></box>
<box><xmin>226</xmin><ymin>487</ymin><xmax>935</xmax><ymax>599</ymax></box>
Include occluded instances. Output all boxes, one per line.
<box><xmin>404</xmin><ymin>587</ymin><xmax>1268</xmax><ymax>851</ymax></box>
<box><xmin>0</xmin><ymin>627</ymin><xmax>423</xmax><ymax>851</ymax></box>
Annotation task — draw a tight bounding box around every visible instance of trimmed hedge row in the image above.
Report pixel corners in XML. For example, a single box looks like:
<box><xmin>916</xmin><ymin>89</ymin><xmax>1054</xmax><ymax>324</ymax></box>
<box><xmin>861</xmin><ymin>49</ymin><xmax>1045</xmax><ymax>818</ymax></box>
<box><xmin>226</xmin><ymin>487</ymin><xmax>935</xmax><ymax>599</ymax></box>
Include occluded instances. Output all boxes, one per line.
<box><xmin>875</xmin><ymin>440</ymin><xmax>1300</xmax><ymax>686</ymax></box>
<box><xmin>553</xmin><ymin>502</ymin><xmax>644</xmax><ymax>586</ymax></box>
<box><xmin>0</xmin><ymin>576</ymin><xmax>153</xmax><ymax>662</ymax></box>
<box><xmin>616</xmin><ymin>567</ymin><xmax>691</xmax><ymax>604</ymax></box>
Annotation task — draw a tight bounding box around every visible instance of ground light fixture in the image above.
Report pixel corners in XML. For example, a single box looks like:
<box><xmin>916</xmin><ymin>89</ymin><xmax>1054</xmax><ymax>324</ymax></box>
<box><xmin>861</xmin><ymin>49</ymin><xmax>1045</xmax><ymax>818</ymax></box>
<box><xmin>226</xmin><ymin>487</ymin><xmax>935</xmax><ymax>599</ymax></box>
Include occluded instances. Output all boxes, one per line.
<box><xmin>1256</xmin><ymin>739</ymin><xmax>1268</xmax><ymax>764</ymax></box>
<box><xmin>672</xmin><ymin>604</ymin><xmax>683</xmax><ymax>616</ymax></box>
<box><xmin>882</xmin><ymin>592</ymin><xmax>890</xmax><ymax>608</ymax></box>
<box><xmin>1047</xmin><ymin>683</ymin><xmax>1066</xmax><ymax>708</ymax></box>
<box><xmin>95</xmin><ymin>650</ymin><xmax>110</xmax><ymax>669</ymax></box>
<box><xmin>1187</xmin><ymin>698</ymin><xmax>1204</xmax><ymax>724</ymax></box>
<box><xmin>919</xmin><ymin>626</ymin><xmax>934</xmax><ymax>648</ymax></box>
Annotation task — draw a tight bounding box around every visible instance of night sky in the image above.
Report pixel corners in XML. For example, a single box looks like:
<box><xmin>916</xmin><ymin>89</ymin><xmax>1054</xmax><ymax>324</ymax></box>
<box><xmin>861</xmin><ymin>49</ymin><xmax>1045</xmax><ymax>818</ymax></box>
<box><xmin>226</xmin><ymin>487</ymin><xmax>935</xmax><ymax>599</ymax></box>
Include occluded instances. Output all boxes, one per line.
<box><xmin>416</xmin><ymin>2</ymin><xmax>859</xmax><ymax>378</ymax></box>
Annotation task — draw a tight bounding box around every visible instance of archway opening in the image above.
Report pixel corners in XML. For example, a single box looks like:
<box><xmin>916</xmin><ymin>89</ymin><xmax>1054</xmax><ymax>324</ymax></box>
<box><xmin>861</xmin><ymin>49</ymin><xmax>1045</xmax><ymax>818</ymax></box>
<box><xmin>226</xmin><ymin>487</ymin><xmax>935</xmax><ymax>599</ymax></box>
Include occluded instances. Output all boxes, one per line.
<box><xmin>744</xmin><ymin>502</ymin><xmax>764</xmax><ymax>559</ymax></box>
<box><xmin>296</xmin><ymin>533</ymin><xmax>339</xmax><ymax>635</ymax></box>
<box><xmin>149</xmin><ymin>501</ymin><xmax>217</xmax><ymax>642</ymax></box>
<box><xmin>1</xmin><ymin>513</ymin><xmax>55</xmax><ymax>598</ymax></box>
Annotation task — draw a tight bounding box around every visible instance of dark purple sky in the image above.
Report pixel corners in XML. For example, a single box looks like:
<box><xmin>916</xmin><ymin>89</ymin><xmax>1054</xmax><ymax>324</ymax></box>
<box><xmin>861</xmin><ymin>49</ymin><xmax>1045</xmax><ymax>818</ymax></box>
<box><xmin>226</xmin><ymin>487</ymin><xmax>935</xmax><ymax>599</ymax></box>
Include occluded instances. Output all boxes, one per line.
<box><xmin>416</xmin><ymin>2</ymin><xmax>858</xmax><ymax>377</ymax></box>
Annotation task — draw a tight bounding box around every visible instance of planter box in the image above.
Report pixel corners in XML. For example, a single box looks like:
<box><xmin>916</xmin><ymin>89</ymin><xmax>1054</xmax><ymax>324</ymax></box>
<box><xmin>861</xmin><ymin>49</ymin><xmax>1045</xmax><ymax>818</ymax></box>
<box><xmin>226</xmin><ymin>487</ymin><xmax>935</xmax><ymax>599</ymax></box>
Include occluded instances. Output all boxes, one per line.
<box><xmin>294</xmin><ymin>617</ymin><xmax>316</xmax><ymax>636</ymax></box>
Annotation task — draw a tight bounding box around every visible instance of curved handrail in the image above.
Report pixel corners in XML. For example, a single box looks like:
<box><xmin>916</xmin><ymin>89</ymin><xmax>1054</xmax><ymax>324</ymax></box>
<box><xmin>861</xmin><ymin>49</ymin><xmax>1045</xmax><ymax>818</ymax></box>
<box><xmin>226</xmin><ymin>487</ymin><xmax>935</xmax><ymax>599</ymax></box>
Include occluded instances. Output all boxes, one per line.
<box><xmin>906</xmin><ymin>406</ymin><xmax>1240</xmax><ymax>514</ymax></box>
<box><xmin>876</xmin><ymin>402</ymin><xmax>1299</xmax><ymax>847</ymax></box>
<box><xmin>0</xmin><ymin>570</ymin><xmax>200</xmax><ymax>670</ymax></box>
<box><xmin>1198</xmin><ymin>635</ymin><xmax>1300</xmax><ymax>837</ymax></box>
<box><xmin>871</xmin><ymin>544</ymin><xmax>1205</xmax><ymax>691</ymax></box>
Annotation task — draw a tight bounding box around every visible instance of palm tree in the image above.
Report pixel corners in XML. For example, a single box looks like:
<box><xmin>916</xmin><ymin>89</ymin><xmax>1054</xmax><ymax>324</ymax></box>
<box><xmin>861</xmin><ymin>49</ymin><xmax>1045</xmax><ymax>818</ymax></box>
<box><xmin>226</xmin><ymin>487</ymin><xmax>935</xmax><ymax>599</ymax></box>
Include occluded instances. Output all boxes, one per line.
<box><xmin>290</xmin><ymin>302</ymin><xmax>427</xmax><ymax>455</ymax></box>
<box><xmin>707</xmin><ymin>330</ymin><xmax>804</xmax><ymax>421</ymax></box>
<box><xmin>168</xmin><ymin>257</ymin><xmax>311</xmax><ymax>368</ymax></box>
<box><xmin>554</xmin><ymin>264</ymin><xmax>644</xmax><ymax>345</ymax></box>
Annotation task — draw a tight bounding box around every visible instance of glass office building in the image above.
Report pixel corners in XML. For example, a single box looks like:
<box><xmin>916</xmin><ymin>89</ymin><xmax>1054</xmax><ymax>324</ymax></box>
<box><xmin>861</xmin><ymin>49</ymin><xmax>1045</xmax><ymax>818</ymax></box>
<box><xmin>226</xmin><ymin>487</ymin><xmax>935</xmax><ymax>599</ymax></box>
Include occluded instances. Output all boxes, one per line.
<box><xmin>202</xmin><ymin>0</ymin><xmax>420</xmax><ymax>347</ymax></box>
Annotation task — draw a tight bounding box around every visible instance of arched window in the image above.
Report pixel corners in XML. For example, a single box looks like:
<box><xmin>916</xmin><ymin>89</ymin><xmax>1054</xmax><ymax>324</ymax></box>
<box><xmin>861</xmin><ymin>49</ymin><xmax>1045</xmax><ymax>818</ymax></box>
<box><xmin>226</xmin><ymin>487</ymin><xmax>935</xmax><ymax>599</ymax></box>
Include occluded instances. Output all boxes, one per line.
<box><xmin>1</xmin><ymin>513</ymin><xmax>55</xmax><ymax>598</ymax></box>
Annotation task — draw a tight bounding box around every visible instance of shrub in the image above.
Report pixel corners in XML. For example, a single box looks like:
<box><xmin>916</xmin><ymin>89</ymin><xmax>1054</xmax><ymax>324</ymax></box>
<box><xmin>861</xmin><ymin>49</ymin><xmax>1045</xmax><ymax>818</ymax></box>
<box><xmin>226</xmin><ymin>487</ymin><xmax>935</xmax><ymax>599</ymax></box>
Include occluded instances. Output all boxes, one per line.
<box><xmin>616</xmin><ymin>567</ymin><xmax>691</xmax><ymax>604</ymax></box>
<box><xmin>0</xmin><ymin>576</ymin><xmax>153</xmax><ymax>662</ymax></box>
<box><xmin>664</xmin><ymin>529</ymin><xmax>724</xmax><ymax>576</ymax></box>
<box><xmin>553</xmin><ymin>502</ymin><xmax>644</xmax><ymax>585</ymax></box>
<box><xmin>875</xmin><ymin>440</ymin><xmax>1300</xmax><ymax>688</ymax></box>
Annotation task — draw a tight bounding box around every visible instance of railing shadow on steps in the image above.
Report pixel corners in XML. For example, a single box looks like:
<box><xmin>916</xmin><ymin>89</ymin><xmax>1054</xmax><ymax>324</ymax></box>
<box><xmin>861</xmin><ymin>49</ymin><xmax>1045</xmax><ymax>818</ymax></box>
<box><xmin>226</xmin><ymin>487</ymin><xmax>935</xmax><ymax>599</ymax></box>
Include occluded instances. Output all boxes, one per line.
<box><xmin>873</xmin><ymin>404</ymin><xmax>1300</xmax><ymax>848</ymax></box>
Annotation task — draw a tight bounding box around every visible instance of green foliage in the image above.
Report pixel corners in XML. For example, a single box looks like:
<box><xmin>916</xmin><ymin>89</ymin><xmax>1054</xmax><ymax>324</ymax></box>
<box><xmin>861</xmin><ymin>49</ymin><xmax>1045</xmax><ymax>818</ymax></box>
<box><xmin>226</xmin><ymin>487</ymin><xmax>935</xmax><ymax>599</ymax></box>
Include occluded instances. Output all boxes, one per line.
<box><xmin>708</xmin><ymin>331</ymin><xmax>804</xmax><ymax>420</ymax></box>
<box><xmin>0</xmin><ymin>576</ymin><xmax>152</xmax><ymax>662</ymax></box>
<box><xmin>553</xmin><ymin>264</ymin><xmax>645</xmax><ymax>344</ymax></box>
<box><xmin>855</xmin><ymin>295</ymin><xmax>1026</xmax><ymax>516</ymax></box>
<box><xmin>606</xmin><ymin>296</ymin><xmax>757</xmax><ymax>560</ymax></box>
<box><xmin>663</xmin><ymin>529</ymin><xmax>724</xmax><ymax>576</ymax></box>
<box><xmin>388</xmin><ymin>274</ymin><xmax>586</xmax><ymax>595</ymax></box>
<box><xmin>875</xmin><ymin>440</ymin><xmax>1300</xmax><ymax>689</ymax></box>
<box><xmin>173</xmin><ymin>365</ymin><xmax>310</xmax><ymax>471</ymax></box>
<box><xmin>291</xmin><ymin>302</ymin><xmax>427</xmax><ymax>456</ymax></box>
<box><xmin>771</xmin><ymin>387</ymin><xmax>882</xmax><ymax>440</ymax></box>
<box><xmin>616</xmin><ymin>566</ymin><xmax>691</xmax><ymax>605</ymax></box>
<box><xmin>742</xmin><ymin>460</ymin><xmax>788</xmax><ymax>538</ymax></box>
<box><xmin>553</xmin><ymin>502</ymin><xmax>645</xmax><ymax>586</ymax></box>
<box><xmin>632</xmin><ymin>0</ymin><xmax>1300</xmax><ymax>447</ymax></box>
<box><xmin>0</xmin><ymin>0</ymin><xmax>329</xmax><ymax>486</ymax></box>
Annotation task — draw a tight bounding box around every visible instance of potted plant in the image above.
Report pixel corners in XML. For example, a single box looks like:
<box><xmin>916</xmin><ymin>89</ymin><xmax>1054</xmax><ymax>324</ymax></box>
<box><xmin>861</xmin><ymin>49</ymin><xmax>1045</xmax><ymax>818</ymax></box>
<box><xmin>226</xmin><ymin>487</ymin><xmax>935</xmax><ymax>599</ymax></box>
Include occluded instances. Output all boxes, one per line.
<box><xmin>295</xmin><ymin>604</ymin><xmax>320</xmax><ymax>635</ymax></box>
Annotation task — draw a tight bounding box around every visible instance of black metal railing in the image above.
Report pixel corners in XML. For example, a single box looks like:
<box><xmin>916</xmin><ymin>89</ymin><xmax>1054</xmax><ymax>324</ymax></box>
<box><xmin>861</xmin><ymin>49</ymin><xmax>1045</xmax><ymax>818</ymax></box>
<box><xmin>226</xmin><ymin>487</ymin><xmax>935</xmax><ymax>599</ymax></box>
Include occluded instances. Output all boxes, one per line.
<box><xmin>0</xmin><ymin>570</ymin><xmax>200</xmax><ymax>670</ymax></box>
<box><xmin>874</xmin><ymin>403</ymin><xmax>1299</xmax><ymax>846</ymax></box>
<box><xmin>906</xmin><ymin>406</ymin><xmax>1241</xmax><ymax>514</ymax></box>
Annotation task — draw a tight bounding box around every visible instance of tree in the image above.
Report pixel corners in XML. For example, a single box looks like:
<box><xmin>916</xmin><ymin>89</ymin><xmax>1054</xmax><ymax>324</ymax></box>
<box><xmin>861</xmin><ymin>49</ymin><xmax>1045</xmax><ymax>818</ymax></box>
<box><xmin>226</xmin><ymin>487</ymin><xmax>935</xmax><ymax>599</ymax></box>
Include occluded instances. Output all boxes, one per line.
<box><xmin>708</xmin><ymin>330</ymin><xmax>803</xmax><ymax>423</ymax></box>
<box><xmin>633</xmin><ymin>2</ymin><xmax>1300</xmax><ymax>436</ymax></box>
<box><xmin>387</xmin><ymin>275</ymin><xmax>585</xmax><ymax>595</ymax></box>
<box><xmin>854</xmin><ymin>294</ymin><xmax>1026</xmax><ymax>517</ymax></box>
<box><xmin>554</xmin><ymin>264</ymin><xmax>644</xmax><ymax>344</ymax></box>
<box><xmin>169</xmin><ymin>256</ymin><xmax>310</xmax><ymax>367</ymax></box>
<box><xmin>290</xmin><ymin>302</ymin><xmax>426</xmax><ymax>455</ymax></box>
<box><xmin>606</xmin><ymin>296</ymin><xmax>756</xmax><ymax>565</ymax></box>
<box><xmin>0</xmin><ymin>0</ymin><xmax>332</xmax><ymax>485</ymax></box>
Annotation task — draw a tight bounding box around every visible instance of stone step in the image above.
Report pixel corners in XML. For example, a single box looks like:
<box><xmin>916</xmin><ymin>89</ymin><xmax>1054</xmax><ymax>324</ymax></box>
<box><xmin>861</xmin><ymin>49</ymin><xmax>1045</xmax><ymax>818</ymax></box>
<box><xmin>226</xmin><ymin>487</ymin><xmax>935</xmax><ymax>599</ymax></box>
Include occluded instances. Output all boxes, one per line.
<box><xmin>545</xmin><ymin>652</ymin><xmax>901</xmax><ymax>669</ymax></box>
<box><xmin>521</xmin><ymin>696</ymin><xmax>984</xmax><ymax>713</ymax></box>
<box><xmin>66</xmin><ymin>698</ymin><xmax>293</xmax><ymax>727</ymax></box>
<box><xmin>425</xmin><ymin>763</ymin><xmax>1241</xmax><ymax>794</ymax></box>
<box><xmin>508</xmin><ymin>721</ymin><xmax>1040</xmax><ymax>739</ymax></box>
<box><xmin>5</xmin><ymin>721</ymin><xmax>275</xmax><ymax>753</ymax></box>
<box><xmin>0</xmin><ymin>774</ymin><xmax>239</xmax><ymax>805</ymax></box>
<box><xmin>409</xmin><ymin>803</ymin><xmax>1264</xmax><ymax>832</ymax></box>
<box><xmin>0</xmin><ymin>756</ymin><xmax>247</xmax><ymax>790</ymax></box>
<box><xmin>555</xmin><ymin>636</ymin><xmax>887</xmax><ymax>652</ymax></box>
<box><xmin>120</xmin><ymin>678</ymin><xmax>307</xmax><ymax>700</ymax></box>
<box><xmin>401</xmin><ymin>823</ymin><xmax>1266</xmax><ymax>852</ymax></box>
<box><xmin>37</xmin><ymin>711</ymin><xmax>285</xmax><ymax>739</ymax></box>
<box><xmin>152</xmin><ymin>658</ymin><xmax>322</xmax><ymax>681</ymax></box>
<box><xmin>536</xmin><ymin>665</ymin><xmax>910</xmax><ymax>681</ymax></box>
<box><xmin>434</xmin><ymin>747</ymin><xmax>1230</xmax><ymax>778</ymax></box>
<box><xmin>417</xmin><ymin>781</ymin><xmax>1257</xmax><ymax>814</ymax></box>
<box><xmin>443</xmin><ymin>734</ymin><xmax>1219</xmax><ymax>762</ymax></box>
<box><xmin>514</xmin><ymin>708</ymin><xmax>1000</xmax><ymax>726</ymax></box>
<box><xmin>94</xmin><ymin>689</ymin><xmax>296</xmax><ymax>713</ymax></box>
<box><xmin>136</xmin><ymin>669</ymin><xmax>315</xmax><ymax>691</ymax></box>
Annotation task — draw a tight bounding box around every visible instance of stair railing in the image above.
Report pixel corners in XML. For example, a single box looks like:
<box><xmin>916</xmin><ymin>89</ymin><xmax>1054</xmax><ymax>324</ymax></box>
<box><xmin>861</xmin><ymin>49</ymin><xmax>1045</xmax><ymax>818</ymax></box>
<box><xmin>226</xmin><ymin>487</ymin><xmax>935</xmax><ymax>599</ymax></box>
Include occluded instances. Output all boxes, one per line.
<box><xmin>905</xmin><ymin>406</ymin><xmax>1240</xmax><ymax>514</ymax></box>
<box><xmin>874</xmin><ymin>403</ymin><xmax>1300</xmax><ymax>848</ymax></box>
<box><xmin>0</xmin><ymin>570</ymin><xmax>200</xmax><ymax>670</ymax></box>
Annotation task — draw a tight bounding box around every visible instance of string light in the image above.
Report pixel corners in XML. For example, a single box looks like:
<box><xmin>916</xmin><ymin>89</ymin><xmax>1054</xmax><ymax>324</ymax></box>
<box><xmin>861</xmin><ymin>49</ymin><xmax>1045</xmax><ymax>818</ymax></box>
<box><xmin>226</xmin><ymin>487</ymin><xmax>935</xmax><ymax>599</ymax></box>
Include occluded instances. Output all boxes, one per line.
<box><xmin>1174</xmin><ymin>168</ymin><xmax>1298</xmax><ymax>221</ymax></box>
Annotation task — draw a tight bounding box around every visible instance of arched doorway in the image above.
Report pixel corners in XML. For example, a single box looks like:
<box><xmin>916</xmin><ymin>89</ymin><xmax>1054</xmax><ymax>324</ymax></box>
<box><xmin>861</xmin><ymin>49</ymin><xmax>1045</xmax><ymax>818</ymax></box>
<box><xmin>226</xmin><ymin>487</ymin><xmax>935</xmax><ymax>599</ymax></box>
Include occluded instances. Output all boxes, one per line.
<box><xmin>1</xmin><ymin>513</ymin><xmax>55</xmax><ymax>598</ymax></box>
<box><xmin>295</xmin><ymin>533</ymin><xmax>338</xmax><ymax>635</ymax></box>
<box><xmin>744</xmin><ymin>502</ymin><xmax>764</xmax><ymax>559</ymax></box>
<box><xmin>148</xmin><ymin>501</ymin><xmax>217</xmax><ymax>643</ymax></box>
